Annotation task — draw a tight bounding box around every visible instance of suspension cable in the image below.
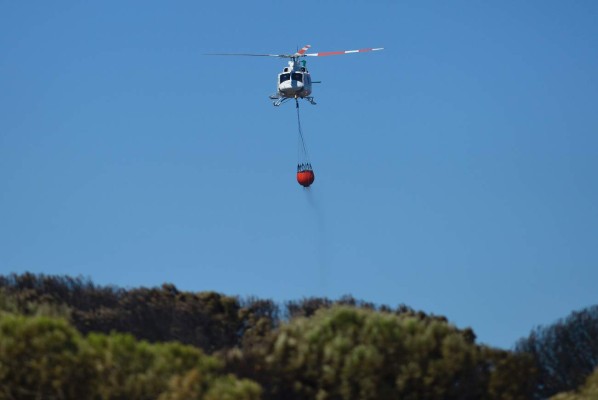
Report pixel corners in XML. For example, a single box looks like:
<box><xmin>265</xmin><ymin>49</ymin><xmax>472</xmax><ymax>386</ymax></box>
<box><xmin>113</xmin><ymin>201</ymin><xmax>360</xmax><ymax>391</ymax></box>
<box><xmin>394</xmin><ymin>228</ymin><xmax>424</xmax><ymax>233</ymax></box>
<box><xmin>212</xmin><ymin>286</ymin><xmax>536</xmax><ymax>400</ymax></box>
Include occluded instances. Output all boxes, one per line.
<box><xmin>296</xmin><ymin>98</ymin><xmax>310</xmax><ymax>162</ymax></box>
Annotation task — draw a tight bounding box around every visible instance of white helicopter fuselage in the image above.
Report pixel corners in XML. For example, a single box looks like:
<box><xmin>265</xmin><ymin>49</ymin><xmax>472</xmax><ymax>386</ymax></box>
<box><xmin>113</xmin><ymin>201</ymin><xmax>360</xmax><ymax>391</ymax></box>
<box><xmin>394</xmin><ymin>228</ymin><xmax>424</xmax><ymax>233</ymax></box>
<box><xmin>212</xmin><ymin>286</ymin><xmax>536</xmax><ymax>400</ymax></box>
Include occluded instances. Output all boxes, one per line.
<box><xmin>276</xmin><ymin>60</ymin><xmax>312</xmax><ymax>99</ymax></box>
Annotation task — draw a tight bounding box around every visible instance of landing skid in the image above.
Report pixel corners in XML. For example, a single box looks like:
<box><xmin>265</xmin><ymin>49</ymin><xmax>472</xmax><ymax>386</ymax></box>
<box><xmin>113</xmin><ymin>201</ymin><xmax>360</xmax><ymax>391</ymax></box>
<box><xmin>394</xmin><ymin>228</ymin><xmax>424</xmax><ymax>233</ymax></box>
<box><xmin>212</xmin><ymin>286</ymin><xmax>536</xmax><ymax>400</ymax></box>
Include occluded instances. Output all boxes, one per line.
<box><xmin>269</xmin><ymin>94</ymin><xmax>316</xmax><ymax>107</ymax></box>
<box><xmin>305</xmin><ymin>96</ymin><xmax>317</xmax><ymax>105</ymax></box>
<box><xmin>269</xmin><ymin>96</ymin><xmax>291</xmax><ymax>107</ymax></box>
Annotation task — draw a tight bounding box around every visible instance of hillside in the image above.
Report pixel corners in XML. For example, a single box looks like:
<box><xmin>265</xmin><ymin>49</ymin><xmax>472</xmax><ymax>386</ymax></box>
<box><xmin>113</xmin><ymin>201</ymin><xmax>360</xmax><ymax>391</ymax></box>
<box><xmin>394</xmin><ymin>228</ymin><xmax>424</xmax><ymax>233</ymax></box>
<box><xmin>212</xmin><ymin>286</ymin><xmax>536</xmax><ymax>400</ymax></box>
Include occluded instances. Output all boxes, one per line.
<box><xmin>1</xmin><ymin>273</ymin><xmax>597</xmax><ymax>399</ymax></box>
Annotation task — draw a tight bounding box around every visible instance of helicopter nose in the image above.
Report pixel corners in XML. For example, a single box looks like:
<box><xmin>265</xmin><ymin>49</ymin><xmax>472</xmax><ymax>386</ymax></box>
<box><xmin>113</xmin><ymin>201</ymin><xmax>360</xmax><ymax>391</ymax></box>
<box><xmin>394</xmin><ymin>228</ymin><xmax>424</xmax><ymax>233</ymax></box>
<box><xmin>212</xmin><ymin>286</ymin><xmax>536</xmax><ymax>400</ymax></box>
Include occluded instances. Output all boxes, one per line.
<box><xmin>279</xmin><ymin>80</ymin><xmax>303</xmax><ymax>93</ymax></box>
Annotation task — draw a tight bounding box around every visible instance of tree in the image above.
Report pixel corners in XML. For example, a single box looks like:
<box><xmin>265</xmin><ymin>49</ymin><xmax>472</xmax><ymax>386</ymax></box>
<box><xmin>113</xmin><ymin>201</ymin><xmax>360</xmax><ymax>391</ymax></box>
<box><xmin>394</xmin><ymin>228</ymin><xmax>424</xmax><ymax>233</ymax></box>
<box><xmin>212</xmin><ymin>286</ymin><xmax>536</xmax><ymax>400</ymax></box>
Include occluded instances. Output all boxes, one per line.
<box><xmin>0</xmin><ymin>312</ymin><xmax>262</xmax><ymax>400</ymax></box>
<box><xmin>0</xmin><ymin>314</ymin><xmax>94</xmax><ymax>400</ymax></box>
<box><xmin>0</xmin><ymin>273</ymin><xmax>250</xmax><ymax>353</ymax></box>
<box><xmin>158</xmin><ymin>370</ymin><xmax>262</xmax><ymax>400</ymax></box>
<box><xmin>551</xmin><ymin>368</ymin><xmax>598</xmax><ymax>400</ymax></box>
<box><xmin>82</xmin><ymin>332</ymin><xmax>222</xmax><ymax>400</ymax></box>
<box><xmin>232</xmin><ymin>306</ymin><xmax>535</xmax><ymax>400</ymax></box>
<box><xmin>237</xmin><ymin>297</ymin><xmax>280</xmax><ymax>348</ymax></box>
<box><xmin>515</xmin><ymin>305</ymin><xmax>598</xmax><ymax>399</ymax></box>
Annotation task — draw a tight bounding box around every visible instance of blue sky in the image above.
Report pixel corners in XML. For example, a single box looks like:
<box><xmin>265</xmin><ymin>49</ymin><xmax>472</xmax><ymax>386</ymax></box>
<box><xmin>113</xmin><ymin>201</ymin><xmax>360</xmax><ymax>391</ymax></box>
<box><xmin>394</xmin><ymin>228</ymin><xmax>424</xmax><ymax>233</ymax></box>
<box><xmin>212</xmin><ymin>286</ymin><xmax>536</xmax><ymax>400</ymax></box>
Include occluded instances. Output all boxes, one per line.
<box><xmin>1</xmin><ymin>1</ymin><xmax>597</xmax><ymax>349</ymax></box>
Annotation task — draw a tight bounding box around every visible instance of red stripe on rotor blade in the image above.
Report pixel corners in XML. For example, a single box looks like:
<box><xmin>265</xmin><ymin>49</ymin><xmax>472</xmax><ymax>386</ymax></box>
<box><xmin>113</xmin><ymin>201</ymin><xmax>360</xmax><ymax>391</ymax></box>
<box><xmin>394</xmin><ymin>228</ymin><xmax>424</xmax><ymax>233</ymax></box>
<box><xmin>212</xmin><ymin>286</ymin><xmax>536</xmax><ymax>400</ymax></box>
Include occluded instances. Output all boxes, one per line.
<box><xmin>296</xmin><ymin>45</ymin><xmax>311</xmax><ymax>55</ymax></box>
<box><xmin>316</xmin><ymin>51</ymin><xmax>346</xmax><ymax>56</ymax></box>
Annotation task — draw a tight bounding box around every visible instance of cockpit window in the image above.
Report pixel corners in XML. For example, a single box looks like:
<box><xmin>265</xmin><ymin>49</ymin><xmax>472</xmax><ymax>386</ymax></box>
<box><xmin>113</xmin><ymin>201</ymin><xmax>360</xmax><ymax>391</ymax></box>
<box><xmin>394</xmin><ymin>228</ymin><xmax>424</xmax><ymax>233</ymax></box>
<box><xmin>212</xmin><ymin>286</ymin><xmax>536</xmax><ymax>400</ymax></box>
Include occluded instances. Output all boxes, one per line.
<box><xmin>279</xmin><ymin>73</ymin><xmax>290</xmax><ymax>83</ymax></box>
<box><xmin>292</xmin><ymin>72</ymin><xmax>303</xmax><ymax>82</ymax></box>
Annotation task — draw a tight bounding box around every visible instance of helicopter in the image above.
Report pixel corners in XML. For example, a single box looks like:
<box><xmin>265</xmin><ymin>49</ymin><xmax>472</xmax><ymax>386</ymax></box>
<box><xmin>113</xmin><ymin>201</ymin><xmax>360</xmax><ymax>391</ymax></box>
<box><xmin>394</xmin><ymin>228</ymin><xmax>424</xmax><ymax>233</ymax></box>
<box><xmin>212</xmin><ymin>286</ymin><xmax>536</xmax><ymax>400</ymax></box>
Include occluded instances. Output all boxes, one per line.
<box><xmin>206</xmin><ymin>45</ymin><xmax>383</xmax><ymax>106</ymax></box>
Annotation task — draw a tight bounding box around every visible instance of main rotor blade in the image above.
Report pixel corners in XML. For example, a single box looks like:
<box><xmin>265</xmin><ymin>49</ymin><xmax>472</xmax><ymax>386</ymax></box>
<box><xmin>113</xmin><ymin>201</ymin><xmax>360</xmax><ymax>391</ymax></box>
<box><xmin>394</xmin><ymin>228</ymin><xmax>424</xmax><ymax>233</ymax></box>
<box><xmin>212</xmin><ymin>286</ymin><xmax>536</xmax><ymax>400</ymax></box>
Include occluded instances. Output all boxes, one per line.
<box><xmin>304</xmin><ymin>47</ymin><xmax>384</xmax><ymax>57</ymax></box>
<box><xmin>204</xmin><ymin>53</ymin><xmax>291</xmax><ymax>58</ymax></box>
<box><xmin>294</xmin><ymin>44</ymin><xmax>311</xmax><ymax>56</ymax></box>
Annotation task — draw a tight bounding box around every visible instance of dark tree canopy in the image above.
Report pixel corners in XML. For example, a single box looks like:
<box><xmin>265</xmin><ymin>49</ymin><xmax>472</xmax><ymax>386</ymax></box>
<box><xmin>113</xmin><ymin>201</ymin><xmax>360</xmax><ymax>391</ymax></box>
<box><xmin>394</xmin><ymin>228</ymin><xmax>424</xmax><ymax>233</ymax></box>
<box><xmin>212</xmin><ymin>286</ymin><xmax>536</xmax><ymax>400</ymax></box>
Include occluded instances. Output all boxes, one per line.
<box><xmin>3</xmin><ymin>272</ymin><xmax>598</xmax><ymax>399</ymax></box>
<box><xmin>515</xmin><ymin>305</ymin><xmax>598</xmax><ymax>399</ymax></box>
<box><xmin>0</xmin><ymin>274</ymin><xmax>452</xmax><ymax>354</ymax></box>
<box><xmin>0</xmin><ymin>273</ymin><xmax>256</xmax><ymax>353</ymax></box>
